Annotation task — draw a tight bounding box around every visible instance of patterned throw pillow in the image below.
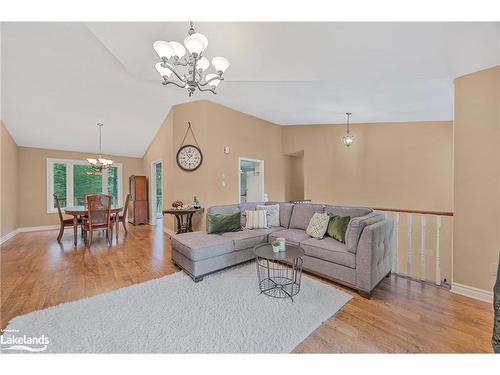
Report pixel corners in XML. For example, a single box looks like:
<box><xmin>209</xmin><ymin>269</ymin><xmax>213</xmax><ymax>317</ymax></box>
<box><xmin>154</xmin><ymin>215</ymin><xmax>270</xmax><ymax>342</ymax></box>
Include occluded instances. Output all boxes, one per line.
<box><xmin>256</xmin><ymin>204</ymin><xmax>280</xmax><ymax>227</ymax></box>
<box><xmin>245</xmin><ymin>210</ymin><xmax>268</xmax><ymax>229</ymax></box>
<box><xmin>306</xmin><ymin>212</ymin><xmax>330</xmax><ymax>239</ymax></box>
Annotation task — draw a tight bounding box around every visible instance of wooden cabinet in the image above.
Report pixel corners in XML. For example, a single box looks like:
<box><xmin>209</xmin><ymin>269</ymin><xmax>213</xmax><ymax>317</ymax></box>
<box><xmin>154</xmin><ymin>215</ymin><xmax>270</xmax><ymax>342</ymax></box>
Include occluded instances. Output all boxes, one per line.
<box><xmin>128</xmin><ymin>175</ymin><xmax>149</xmax><ymax>225</ymax></box>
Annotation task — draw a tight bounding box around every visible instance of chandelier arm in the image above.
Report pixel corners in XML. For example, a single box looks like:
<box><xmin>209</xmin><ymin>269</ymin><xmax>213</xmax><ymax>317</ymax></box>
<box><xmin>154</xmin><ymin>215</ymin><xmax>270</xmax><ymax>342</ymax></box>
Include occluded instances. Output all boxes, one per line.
<box><xmin>163</xmin><ymin>80</ymin><xmax>187</xmax><ymax>89</ymax></box>
<box><xmin>166</xmin><ymin>66</ymin><xmax>188</xmax><ymax>84</ymax></box>
<box><xmin>198</xmin><ymin>75</ymin><xmax>224</xmax><ymax>87</ymax></box>
<box><xmin>172</xmin><ymin>59</ymin><xmax>189</xmax><ymax>67</ymax></box>
<box><xmin>196</xmin><ymin>83</ymin><xmax>216</xmax><ymax>94</ymax></box>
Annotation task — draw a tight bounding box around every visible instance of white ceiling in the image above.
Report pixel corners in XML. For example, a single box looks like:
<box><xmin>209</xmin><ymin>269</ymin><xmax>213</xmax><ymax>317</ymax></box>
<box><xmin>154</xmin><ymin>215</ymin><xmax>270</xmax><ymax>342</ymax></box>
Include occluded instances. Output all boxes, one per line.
<box><xmin>1</xmin><ymin>22</ymin><xmax>499</xmax><ymax>157</ymax></box>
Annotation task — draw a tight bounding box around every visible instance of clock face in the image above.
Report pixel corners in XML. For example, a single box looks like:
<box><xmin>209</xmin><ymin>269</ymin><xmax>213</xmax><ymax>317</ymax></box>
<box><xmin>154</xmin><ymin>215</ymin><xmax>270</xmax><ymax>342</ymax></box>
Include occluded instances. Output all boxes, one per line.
<box><xmin>176</xmin><ymin>145</ymin><xmax>203</xmax><ymax>171</ymax></box>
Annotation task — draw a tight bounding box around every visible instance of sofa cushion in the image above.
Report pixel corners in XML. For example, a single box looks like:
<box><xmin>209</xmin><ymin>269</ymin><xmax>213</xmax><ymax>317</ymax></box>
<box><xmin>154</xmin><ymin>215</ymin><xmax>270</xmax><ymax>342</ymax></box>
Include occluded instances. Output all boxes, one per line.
<box><xmin>326</xmin><ymin>215</ymin><xmax>351</xmax><ymax>243</ymax></box>
<box><xmin>325</xmin><ymin>205</ymin><xmax>372</xmax><ymax>219</ymax></box>
<box><xmin>269</xmin><ymin>228</ymin><xmax>311</xmax><ymax>246</ymax></box>
<box><xmin>208</xmin><ymin>204</ymin><xmax>240</xmax><ymax>215</ymax></box>
<box><xmin>207</xmin><ymin>212</ymin><xmax>242</xmax><ymax>234</ymax></box>
<box><xmin>222</xmin><ymin>228</ymin><xmax>269</xmax><ymax>251</ymax></box>
<box><xmin>171</xmin><ymin>232</ymin><xmax>234</xmax><ymax>261</ymax></box>
<box><xmin>257</xmin><ymin>204</ymin><xmax>280</xmax><ymax>227</ymax></box>
<box><xmin>239</xmin><ymin>202</ymin><xmax>264</xmax><ymax>226</ymax></box>
<box><xmin>289</xmin><ymin>203</ymin><xmax>324</xmax><ymax>230</ymax></box>
<box><xmin>244</xmin><ymin>210</ymin><xmax>267</xmax><ymax>229</ymax></box>
<box><xmin>266</xmin><ymin>201</ymin><xmax>294</xmax><ymax>228</ymax></box>
<box><xmin>301</xmin><ymin>237</ymin><xmax>356</xmax><ymax>268</ymax></box>
<box><xmin>306</xmin><ymin>212</ymin><xmax>330</xmax><ymax>239</ymax></box>
<box><xmin>345</xmin><ymin>211</ymin><xmax>386</xmax><ymax>253</ymax></box>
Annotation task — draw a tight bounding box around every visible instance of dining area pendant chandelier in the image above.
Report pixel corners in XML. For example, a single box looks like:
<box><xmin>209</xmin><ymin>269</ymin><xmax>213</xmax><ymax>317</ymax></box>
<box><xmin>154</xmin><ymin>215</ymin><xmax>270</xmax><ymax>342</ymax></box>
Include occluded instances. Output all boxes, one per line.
<box><xmin>153</xmin><ymin>22</ymin><xmax>230</xmax><ymax>96</ymax></box>
<box><xmin>86</xmin><ymin>123</ymin><xmax>113</xmax><ymax>175</ymax></box>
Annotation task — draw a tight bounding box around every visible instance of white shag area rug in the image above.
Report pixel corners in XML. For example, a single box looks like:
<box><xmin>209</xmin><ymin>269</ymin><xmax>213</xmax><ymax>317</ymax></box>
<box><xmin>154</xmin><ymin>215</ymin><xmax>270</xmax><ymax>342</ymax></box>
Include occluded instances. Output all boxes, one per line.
<box><xmin>3</xmin><ymin>262</ymin><xmax>351</xmax><ymax>353</ymax></box>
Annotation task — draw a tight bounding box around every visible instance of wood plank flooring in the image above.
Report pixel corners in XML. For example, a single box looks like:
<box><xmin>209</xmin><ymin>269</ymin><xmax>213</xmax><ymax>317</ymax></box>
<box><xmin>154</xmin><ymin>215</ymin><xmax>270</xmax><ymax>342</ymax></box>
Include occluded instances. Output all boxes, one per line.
<box><xmin>0</xmin><ymin>222</ymin><xmax>494</xmax><ymax>353</ymax></box>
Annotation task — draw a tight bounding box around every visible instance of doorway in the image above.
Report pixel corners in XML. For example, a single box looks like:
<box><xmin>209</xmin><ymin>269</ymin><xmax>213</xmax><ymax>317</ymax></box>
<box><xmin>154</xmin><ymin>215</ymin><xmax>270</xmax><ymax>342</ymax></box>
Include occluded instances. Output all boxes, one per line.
<box><xmin>239</xmin><ymin>157</ymin><xmax>264</xmax><ymax>203</ymax></box>
<box><xmin>150</xmin><ymin>160</ymin><xmax>163</xmax><ymax>223</ymax></box>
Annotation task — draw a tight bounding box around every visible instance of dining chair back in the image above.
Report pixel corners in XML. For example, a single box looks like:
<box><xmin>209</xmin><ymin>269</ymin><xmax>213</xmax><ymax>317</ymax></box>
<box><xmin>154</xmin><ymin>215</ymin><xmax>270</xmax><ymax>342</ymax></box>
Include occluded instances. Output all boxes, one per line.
<box><xmin>54</xmin><ymin>194</ymin><xmax>82</xmax><ymax>242</ymax></box>
<box><xmin>83</xmin><ymin>194</ymin><xmax>113</xmax><ymax>247</ymax></box>
<box><xmin>53</xmin><ymin>194</ymin><xmax>64</xmax><ymax>222</ymax></box>
<box><xmin>86</xmin><ymin>194</ymin><xmax>112</xmax><ymax>227</ymax></box>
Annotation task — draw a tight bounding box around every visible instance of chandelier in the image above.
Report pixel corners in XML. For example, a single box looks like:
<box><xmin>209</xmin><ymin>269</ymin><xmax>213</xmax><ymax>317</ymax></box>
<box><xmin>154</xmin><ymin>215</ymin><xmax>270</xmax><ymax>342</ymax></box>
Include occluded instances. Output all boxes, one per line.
<box><xmin>342</xmin><ymin>112</ymin><xmax>354</xmax><ymax>147</ymax></box>
<box><xmin>153</xmin><ymin>22</ymin><xmax>230</xmax><ymax>96</ymax></box>
<box><xmin>87</xmin><ymin>123</ymin><xmax>113</xmax><ymax>174</ymax></box>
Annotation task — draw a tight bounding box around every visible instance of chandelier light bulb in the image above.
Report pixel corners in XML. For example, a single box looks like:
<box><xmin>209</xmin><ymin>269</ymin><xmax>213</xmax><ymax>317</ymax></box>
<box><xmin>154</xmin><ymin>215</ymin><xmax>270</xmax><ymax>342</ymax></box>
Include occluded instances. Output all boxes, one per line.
<box><xmin>184</xmin><ymin>35</ymin><xmax>205</xmax><ymax>55</ymax></box>
<box><xmin>169</xmin><ymin>41</ymin><xmax>186</xmax><ymax>59</ymax></box>
<box><xmin>155</xmin><ymin>62</ymin><xmax>172</xmax><ymax>78</ymax></box>
<box><xmin>196</xmin><ymin>57</ymin><xmax>209</xmax><ymax>72</ymax></box>
<box><xmin>205</xmin><ymin>73</ymin><xmax>221</xmax><ymax>88</ymax></box>
<box><xmin>153</xmin><ymin>41</ymin><xmax>174</xmax><ymax>59</ymax></box>
<box><xmin>212</xmin><ymin>57</ymin><xmax>230</xmax><ymax>73</ymax></box>
<box><xmin>191</xmin><ymin>33</ymin><xmax>208</xmax><ymax>49</ymax></box>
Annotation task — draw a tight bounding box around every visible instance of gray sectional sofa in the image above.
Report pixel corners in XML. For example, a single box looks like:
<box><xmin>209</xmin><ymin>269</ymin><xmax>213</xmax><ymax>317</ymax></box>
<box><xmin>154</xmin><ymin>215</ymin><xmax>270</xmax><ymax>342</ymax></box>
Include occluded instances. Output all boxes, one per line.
<box><xmin>171</xmin><ymin>202</ymin><xmax>394</xmax><ymax>297</ymax></box>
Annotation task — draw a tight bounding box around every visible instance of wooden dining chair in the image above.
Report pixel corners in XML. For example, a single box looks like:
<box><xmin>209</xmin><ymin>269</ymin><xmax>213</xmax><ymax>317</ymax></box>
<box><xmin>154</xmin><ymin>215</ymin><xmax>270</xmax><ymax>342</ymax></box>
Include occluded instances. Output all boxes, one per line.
<box><xmin>116</xmin><ymin>193</ymin><xmax>131</xmax><ymax>237</ymax></box>
<box><xmin>54</xmin><ymin>194</ymin><xmax>83</xmax><ymax>243</ymax></box>
<box><xmin>82</xmin><ymin>194</ymin><xmax>113</xmax><ymax>247</ymax></box>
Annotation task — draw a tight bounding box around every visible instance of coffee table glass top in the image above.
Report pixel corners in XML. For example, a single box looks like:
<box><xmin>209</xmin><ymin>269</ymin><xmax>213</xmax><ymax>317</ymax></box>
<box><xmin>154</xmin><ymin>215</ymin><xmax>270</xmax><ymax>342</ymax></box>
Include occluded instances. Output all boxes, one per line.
<box><xmin>253</xmin><ymin>243</ymin><xmax>304</xmax><ymax>260</ymax></box>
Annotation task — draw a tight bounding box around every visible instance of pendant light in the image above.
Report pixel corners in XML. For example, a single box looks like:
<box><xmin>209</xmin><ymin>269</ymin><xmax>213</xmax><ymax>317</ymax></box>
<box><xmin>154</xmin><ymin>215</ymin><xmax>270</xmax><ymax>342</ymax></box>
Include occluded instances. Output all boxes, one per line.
<box><xmin>342</xmin><ymin>112</ymin><xmax>354</xmax><ymax>147</ymax></box>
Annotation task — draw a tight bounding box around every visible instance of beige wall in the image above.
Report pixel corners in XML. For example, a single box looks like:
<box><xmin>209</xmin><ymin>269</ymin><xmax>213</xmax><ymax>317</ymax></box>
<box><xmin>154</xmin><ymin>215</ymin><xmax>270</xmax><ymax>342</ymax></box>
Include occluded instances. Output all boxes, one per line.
<box><xmin>282</xmin><ymin>121</ymin><xmax>454</xmax><ymax>282</ymax></box>
<box><xmin>17</xmin><ymin>146</ymin><xmax>144</xmax><ymax>227</ymax></box>
<box><xmin>143</xmin><ymin>100</ymin><xmax>287</xmax><ymax>232</ymax></box>
<box><xmin>453</xmin><ymin>65</ymin><xmax>500</xmax><ymax>291</ymax></box>
<box><xmin>282</xmin><ymin>121</ymin><xmax>454</xmax><ymax>211</ymax></box>
<box><xmin>1</xmin><ymin>121</ymin><xmax>19</xmax><ymax>236</ymax></box>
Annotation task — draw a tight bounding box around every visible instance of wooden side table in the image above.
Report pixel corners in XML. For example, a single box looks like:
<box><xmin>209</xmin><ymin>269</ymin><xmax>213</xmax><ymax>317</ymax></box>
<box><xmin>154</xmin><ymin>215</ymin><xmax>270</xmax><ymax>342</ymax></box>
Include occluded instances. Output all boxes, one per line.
<box><xmin>162</xmin><ymin>208</ymin><xmax>204</xmax><ymax>234</ymax></box>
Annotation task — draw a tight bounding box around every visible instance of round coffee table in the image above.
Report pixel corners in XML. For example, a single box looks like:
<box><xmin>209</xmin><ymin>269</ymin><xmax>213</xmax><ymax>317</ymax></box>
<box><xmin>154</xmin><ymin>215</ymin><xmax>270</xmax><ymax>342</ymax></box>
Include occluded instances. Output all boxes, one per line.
<box><xmin>253</xmin><ymin>243</ymin><xmax>305</xmax><ymax>302</ymax></box>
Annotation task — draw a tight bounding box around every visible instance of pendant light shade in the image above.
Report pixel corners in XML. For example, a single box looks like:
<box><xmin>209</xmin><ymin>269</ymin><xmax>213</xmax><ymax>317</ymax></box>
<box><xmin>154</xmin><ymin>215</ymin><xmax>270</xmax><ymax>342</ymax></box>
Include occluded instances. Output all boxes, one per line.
<box><xmin>153</xmin><ymin>41</ymin><xmax>174</xmax><ymax>59</ymax></box>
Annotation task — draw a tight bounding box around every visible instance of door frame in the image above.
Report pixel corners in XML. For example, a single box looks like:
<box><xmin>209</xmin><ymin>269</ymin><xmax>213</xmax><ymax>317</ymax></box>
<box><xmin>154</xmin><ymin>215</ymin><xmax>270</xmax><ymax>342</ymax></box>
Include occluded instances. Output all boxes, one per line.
<box><xmin>238</xmin><ymin>157</ymin><xmax>265</xmax><ymax>203</ymax></box>
<box><xmin>150</xmin><ymin>159</ymin><xmax>164</xmax><ymax>224</ymax></box>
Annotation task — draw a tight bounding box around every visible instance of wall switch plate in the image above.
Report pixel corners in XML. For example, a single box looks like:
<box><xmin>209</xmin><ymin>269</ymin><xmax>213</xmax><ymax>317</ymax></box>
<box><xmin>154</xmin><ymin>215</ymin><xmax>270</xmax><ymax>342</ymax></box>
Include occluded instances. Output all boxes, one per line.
<box><xmin>221</xmin><ymin>180</ymin><xmax>226</xmax><ymax>187</ymax></box>
<box><xmin>224</xmin><ymin>146</ymin><xmax>230</xmax><ymax>154</ymax></box>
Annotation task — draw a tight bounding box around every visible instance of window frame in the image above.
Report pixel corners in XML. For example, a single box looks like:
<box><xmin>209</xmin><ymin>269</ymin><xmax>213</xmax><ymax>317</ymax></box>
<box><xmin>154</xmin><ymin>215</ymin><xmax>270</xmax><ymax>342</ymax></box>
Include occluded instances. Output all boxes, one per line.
<box><xmin>47</xmin><ymin>158</ymin><xmax>123</xmax><ymax>213</ymax></box>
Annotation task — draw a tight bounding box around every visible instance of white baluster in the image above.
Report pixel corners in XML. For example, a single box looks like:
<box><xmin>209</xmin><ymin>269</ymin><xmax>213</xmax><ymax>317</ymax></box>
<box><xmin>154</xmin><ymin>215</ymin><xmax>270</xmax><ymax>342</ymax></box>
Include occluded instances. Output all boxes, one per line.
<box><xmin>393</xmin><ymin>213</ymin><xmax>400</xmax><ymax>274</ymax></box>
<box><xmin>435</xmin><ymin>216</ymin><xmax>442</xmax><ymax>285</ymax></box>
<box><xmin>407</xmin><ymin>213</ymin><xmax>413</xmax><ymax>277</ymax></box>
<box><xmin>420</xmin><ymin>215</ymin><xmax>426</xmax><ymax>281</ymax></box>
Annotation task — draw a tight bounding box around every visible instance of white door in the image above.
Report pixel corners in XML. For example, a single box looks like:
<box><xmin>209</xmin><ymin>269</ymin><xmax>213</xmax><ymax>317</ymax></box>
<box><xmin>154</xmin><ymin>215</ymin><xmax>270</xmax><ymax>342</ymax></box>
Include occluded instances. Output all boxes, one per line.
<box><xmin>246</xmin><ymin>173</ymin><xmax>262</xmax><ymax>202</ymax></box>
<box><xmin>239</xmin><ymin>158</ymin><xmax>264</xmax><ymax>203</ymax></box>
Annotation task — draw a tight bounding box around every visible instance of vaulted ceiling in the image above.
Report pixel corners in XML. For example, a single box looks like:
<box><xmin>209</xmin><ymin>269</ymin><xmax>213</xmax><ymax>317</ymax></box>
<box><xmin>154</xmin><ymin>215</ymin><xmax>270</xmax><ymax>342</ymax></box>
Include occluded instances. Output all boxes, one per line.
<box><xmin>1</xmin><ymin>22</ymin><xmax>499</xmax><ymax>157</ymax></box>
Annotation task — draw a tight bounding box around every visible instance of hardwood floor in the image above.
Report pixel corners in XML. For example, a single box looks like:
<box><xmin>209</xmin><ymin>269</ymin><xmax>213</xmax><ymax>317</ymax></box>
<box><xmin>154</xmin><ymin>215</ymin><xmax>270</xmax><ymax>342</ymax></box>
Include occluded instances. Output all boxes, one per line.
<box><xmin>0</xmin><ymin>222</ymin><xmax>494</xmax><ymax>353</ymax></box>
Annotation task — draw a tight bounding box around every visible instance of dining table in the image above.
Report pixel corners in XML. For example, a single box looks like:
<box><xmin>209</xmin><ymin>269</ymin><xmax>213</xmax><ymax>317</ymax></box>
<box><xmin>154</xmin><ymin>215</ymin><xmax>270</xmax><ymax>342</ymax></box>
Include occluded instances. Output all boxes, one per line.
<box><xmin>64</xmin><ymin>205</ymin><xmax>123</xmax><ymax>246</ymax></box>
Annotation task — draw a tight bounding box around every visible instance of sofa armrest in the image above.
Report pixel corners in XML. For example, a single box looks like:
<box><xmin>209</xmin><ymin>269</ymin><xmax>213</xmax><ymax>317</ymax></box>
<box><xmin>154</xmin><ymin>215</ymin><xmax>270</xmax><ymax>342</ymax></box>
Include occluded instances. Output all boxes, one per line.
<box><xmin>345</xmin><ymin>211</ymin><xmax>386</xmax><ymax>253</ymax></box>
<box><xmin>355</xmin><ymin>218</ymin><xmax>394</xmax><ymax>294</ymax></box>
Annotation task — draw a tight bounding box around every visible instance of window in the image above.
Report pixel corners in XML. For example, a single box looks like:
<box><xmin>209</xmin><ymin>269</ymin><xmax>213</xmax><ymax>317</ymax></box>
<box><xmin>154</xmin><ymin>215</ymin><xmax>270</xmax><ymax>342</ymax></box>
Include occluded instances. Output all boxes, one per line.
<box><xmin>47</xmin><ymin>158</ymin><xmax>122</xmax><ymax>212</ymax></box>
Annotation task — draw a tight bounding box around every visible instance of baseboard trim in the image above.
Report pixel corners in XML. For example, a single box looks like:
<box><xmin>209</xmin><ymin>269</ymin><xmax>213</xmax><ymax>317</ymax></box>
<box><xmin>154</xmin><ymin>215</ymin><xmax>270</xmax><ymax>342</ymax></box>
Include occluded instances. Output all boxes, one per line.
<box><xmin>0</xmin><ymin>229</ymin><xmax>19</xmax><ymax>245</ymax></box>
<box><xmin>451</xmin><ymin>282</ymin><xmax>493</xmax><ymax>303</ymax></box>
<box><xmin>1</xmin><ymin>225</ymin><xmax>60</xmax><ymax>245</ymax></box>
<box><xmin>17</xmin><ymin>225</ymin><xmax>59</xmax><ymax>233</ymax></box>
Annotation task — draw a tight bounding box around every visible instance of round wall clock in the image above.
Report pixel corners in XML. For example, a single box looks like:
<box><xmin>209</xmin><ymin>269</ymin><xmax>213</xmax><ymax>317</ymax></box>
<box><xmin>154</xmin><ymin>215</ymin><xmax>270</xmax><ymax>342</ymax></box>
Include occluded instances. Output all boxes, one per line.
<box><xmin>176</xmin><ymin>144</ymin><xmax>203</xmax><ymax>171</ymax></box>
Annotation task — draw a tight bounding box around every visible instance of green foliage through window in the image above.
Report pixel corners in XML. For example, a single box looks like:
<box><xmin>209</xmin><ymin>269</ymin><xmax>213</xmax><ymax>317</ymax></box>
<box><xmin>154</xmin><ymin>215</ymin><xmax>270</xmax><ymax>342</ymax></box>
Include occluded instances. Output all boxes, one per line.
<box><xmin>53</xmin><ymin>163</ymin><xmax>67</xmax><ymax>207</ymax></box>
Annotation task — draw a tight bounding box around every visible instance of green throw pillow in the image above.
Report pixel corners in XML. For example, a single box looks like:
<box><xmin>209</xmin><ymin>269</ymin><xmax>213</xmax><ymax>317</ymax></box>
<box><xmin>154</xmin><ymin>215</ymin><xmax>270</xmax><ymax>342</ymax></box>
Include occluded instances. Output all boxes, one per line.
<box><xmin>327</xmin><ymin>215</ymin><xmax>351</xmax><ymax>243</ymax></box>
<box><xmin>207</xmin><ymin>212</ymin><xmax>242</xmax><ymax>234</ymax></box>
